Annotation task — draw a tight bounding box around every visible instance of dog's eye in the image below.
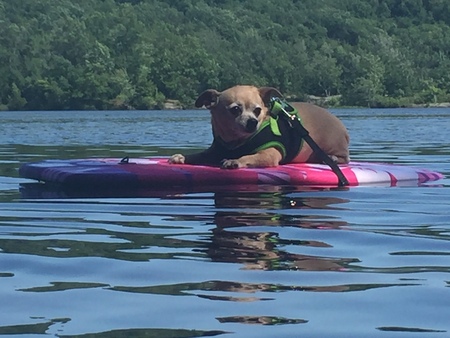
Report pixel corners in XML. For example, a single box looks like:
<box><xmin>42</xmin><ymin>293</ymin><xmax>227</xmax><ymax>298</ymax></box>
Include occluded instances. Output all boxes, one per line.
<box><xmin>229</xmin><ymin>106</ymin><xmax>242</xmax><ymax>116</ymax></box>
<box><xmin>254</xmin><ymin>107</ymin><xmax>262</xmax><ymax>117</ymax></box>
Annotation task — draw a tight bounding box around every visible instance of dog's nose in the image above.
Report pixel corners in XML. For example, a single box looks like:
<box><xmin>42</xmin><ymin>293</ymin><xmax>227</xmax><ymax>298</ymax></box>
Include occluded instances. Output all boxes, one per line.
<box><xmin>246</xmin><ymin>118</ymin><xmax>258</xmax><ymax>132</ymax></box>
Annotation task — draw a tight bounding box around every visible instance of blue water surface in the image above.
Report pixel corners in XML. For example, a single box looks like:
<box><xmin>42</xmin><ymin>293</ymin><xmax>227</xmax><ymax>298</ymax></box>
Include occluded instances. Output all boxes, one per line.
<box><xmin>0</xmin><ymin>108</ymin><xmax>449</xmax><ymax>337</ymax></box>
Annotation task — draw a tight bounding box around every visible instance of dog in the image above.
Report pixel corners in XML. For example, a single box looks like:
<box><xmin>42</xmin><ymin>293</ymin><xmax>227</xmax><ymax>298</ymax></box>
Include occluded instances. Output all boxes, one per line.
<box><xmin>169</xmin><ymin>85</ymin><xmax>350</xmax><ymax>169</ymax></box>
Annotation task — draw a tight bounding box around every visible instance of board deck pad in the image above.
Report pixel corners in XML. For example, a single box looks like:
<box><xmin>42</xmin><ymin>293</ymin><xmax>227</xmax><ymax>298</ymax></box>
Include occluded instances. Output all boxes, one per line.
<box><xmin>19</xmin><ymin>157</ymin><xmax>444</xmax><ymax>190</ymax></box>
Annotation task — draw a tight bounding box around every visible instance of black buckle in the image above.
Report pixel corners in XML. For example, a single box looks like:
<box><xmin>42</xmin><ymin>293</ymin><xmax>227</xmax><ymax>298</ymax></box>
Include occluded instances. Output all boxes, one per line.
<box><xmin>119</xmin><ymin>156</ymin><xmax>129</xmax><ymax>164</ymax></box>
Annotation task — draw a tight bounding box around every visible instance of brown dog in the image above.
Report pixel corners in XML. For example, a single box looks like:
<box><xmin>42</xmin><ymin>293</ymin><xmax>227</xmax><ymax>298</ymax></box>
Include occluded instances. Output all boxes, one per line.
<box><xmin>169</xmin><ymin>85</ymin><xmax>350</xmax><ymax>168</ymax></box>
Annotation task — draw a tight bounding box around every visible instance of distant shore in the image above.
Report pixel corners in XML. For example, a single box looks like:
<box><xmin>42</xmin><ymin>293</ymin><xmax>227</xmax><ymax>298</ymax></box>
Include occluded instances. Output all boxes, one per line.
<box><xmin>162</xmin><ymin>97</ymin><xmax>450</xmax><ymax>110</ymax></box>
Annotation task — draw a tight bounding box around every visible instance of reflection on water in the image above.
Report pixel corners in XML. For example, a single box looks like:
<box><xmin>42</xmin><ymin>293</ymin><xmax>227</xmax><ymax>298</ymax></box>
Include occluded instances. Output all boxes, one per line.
<box><xmin>202</xmin><ymin>189</ymin><xmax>352</xmax><ymax>272</ymax></box>
<box><xmin>2</xmin><ymin>186</ymin><xmax>449</xmax><ymax>336</ymax></box>
<box><xmin>0</xmin><ymin>109</ymin><xmax>449</xmax><ymax>337</ymax></box>
<box><xmin>0</xmin><ymin>320</ymin><xmax>226</xmax><ymax>338</ymax></box>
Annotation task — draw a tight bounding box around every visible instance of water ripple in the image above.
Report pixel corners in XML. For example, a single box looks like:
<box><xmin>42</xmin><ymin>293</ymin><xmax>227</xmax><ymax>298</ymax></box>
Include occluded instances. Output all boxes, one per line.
<box><xmin>1</xmin><ymin>109</ymin><xmax>449</xmax><ymax>337</ymax></box>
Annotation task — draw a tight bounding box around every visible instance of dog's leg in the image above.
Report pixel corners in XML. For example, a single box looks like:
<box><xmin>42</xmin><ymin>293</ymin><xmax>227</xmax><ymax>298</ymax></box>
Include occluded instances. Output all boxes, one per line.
<box><xmin>169</xmin><ymin>147</ymin><xmax>222</xmax><ymax>166</ymax></box>
<box><xmin>169</xmin><ymin>152</ymin><xmax>210</xmax><ymax>165</ymax></box>
<box><xmin>221</xmin><ymin>148</ymin><xmax>282</xmax><ymax>169</ymax></box>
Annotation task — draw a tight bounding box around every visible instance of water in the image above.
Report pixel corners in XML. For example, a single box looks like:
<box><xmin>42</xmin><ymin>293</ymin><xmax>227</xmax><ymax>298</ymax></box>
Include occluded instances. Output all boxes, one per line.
<box><xmin>0</xmin><ymin>109</ymin><xmax>449</xmax><ymax>337</ymax></box>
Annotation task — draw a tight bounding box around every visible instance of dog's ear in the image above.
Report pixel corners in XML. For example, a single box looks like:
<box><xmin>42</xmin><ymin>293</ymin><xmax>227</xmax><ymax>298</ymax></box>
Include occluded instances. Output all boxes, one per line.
<box><xmin>195</xmin><ymin>89</ymin><xmax>221</xmax><ymax>108</ymax></box>
<box><xmin>259</xmin><ymin>87</ymin><xmax>283</xmax><ymax>106</ymax></box>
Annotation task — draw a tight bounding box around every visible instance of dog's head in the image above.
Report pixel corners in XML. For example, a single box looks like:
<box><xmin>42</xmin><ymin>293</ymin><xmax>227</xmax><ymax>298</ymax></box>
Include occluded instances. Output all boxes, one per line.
<box><xmin>195</xmin><ymin>85</ymin><xmax>283</xmax><ymax>143</ymax></box>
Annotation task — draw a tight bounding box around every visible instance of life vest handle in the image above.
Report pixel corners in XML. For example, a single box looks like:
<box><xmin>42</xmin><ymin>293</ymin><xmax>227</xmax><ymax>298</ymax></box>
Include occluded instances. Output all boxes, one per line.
<box><xmin>269</xmin><ymin>98</ymin><xmax>349</xmax><ymax>187</ymax></box>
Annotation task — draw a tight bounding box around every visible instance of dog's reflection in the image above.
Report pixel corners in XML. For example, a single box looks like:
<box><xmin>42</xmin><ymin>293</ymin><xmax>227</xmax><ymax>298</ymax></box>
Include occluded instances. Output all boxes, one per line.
<box><xmin>198</xmin><ymin>186</ymin><xmax>356</xmax><ymax>272</ymax></box>
<box><xmin>20</xmin><ymin>183</ymin><xmax>356</xmax><ymax>272</ymax></box>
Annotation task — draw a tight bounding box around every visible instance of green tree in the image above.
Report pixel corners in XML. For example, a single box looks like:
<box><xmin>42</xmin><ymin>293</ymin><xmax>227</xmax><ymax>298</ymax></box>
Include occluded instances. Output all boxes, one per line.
<box><xmin>7</xmin><ymin>83</ymin><xmax>27</xmax><ymax>110</ymax></box>
<box><xmin>342</xmin><ymin>54</ymin><xmax>386</xmax><ymax>107</ymax></box>
<box><xmin>1</xmin><ymin>0</ymin><xmax>450</xmax><ymax>109</ymax></box>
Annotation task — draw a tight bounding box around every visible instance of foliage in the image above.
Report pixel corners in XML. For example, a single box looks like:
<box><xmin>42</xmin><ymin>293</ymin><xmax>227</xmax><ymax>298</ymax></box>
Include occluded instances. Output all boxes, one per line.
<box><xmin>1</xmin><ymin>0</ymin><xmax>450</xmax><ymax>109</ymax></box>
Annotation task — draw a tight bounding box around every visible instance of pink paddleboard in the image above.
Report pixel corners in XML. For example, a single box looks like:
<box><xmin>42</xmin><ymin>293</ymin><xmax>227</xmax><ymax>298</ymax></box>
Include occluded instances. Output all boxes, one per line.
<box><xmin>19</xmin><ymin>157</ymin><xmax>444</xmax><ymax>189</ymax></box>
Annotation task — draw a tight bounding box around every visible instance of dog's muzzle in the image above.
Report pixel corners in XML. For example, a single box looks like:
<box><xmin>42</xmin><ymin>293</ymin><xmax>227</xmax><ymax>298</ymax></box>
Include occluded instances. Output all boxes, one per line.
<box><xmin>245</xmin><ymin>118</ymin><xmax>258</xmax><ymax>132</ymax></box>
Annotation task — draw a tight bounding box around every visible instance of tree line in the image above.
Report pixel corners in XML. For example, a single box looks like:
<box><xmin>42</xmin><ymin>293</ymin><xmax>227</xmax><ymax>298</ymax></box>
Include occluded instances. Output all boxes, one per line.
<box><xmin>1</xmin><ymin>0</ymin><xmax>450</xmax><ymax>110</ymax></box>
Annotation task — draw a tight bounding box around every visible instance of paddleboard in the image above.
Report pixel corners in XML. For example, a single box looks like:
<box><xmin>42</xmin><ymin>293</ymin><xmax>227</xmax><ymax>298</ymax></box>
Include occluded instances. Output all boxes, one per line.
<box><xmin>19</xmin><ymin>157</ymin><xmax>444</xmax><ymax>189</ymax></box>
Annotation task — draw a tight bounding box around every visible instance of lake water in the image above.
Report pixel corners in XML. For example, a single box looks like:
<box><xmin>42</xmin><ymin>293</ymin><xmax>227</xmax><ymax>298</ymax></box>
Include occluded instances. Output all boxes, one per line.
<box><xmin>0</xmin><ymin>108</ymin><xmax>449</xmax><ymax>337</ymax></box>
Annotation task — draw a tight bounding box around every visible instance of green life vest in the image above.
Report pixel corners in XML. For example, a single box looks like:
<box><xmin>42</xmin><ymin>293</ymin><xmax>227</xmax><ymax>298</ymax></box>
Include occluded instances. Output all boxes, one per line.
<box><xmin>208</xmin><ymin>115</ymin><xmax>304</xmax><ymax>165</ymax></box>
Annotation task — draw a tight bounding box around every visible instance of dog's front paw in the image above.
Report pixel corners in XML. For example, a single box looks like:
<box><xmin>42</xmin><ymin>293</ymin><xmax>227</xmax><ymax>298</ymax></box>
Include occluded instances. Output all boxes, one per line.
<box><xmin>168</xmin><ymin>154</ymin><xmax>185</xmax><ymax>164</ymax></box>
<box><xmin>221</xmin><ymin>159</ymin><xmax>243</xmax><ymax>169</ymax></box>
